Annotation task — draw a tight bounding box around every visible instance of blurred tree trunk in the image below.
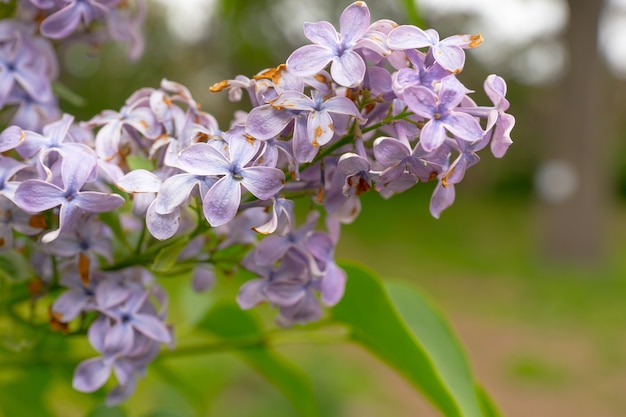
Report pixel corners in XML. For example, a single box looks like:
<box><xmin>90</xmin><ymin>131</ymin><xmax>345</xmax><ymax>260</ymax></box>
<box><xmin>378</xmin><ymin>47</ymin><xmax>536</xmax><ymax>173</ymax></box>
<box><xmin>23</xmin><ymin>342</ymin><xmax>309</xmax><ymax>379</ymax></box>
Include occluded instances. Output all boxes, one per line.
<box><xmin>541</xmin><ymin>0</ymin><xmax>612</xmax><ymax>264</ymax></box>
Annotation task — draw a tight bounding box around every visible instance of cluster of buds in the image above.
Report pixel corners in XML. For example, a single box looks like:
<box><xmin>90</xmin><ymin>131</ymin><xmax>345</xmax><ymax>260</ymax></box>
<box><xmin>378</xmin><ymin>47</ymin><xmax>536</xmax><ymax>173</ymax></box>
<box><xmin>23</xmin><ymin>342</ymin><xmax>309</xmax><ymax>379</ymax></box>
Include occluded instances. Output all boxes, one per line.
<box><xmin>0</xmin><ymin>1</ymin><xmax>514</xmax><ymax>404</ymax></box>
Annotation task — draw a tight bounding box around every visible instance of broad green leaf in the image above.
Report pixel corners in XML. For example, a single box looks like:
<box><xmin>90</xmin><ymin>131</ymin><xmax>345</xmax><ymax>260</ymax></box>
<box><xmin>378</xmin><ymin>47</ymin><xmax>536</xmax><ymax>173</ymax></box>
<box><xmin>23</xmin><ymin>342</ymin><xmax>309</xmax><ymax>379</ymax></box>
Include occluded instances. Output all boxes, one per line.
<box><xmin>198</xmin><ymin>303</ymin><xmax>320</xmax><ymax>417</ymax></box>
<box><xmin>475</xmin><ymin>385</ymin><xmax>502</xmax><ymax>417</ymax></box>
<box><xmin>333</xmin><ymin>262</ymin><xmax>487</xmax><ymax>417</ymax></box>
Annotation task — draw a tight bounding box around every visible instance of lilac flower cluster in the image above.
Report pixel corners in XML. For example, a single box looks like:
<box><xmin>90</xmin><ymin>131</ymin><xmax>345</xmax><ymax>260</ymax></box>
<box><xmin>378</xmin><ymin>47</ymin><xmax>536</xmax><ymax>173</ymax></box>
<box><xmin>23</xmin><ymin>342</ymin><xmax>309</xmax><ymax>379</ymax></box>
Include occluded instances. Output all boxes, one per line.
<box><xmin>0</xmin><ymin>0</ymin><xmax>145</xmax><ymax>131</ymax></box>
<box><xmin>0</xmin><ymin>1</ymin><xmax>514</xmax><ymax>404</ymax></box>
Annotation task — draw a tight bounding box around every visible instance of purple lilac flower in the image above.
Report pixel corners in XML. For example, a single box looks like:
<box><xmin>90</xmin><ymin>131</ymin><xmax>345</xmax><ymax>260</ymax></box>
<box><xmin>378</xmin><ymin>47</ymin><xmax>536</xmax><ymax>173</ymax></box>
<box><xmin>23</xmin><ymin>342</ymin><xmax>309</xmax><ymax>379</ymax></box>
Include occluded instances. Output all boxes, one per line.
<box><xmin>461</xmin><ymin>74</ymin><xmax>514</xmax><ymax>158</ymax></box>
<box><xmin>306</xmin><ymin>225</ymin><xmax>346</xmax><ymax>306</ymax></box>
<box><xmin>387</xmin><ymin>25</ymin><xmax>483</xmax><ymax>74</ymax></box>
<box><xmin>403</xmin><ymin>76</ymin><xmax>484</xmax><ymax>152</ymax></box>
<box><xmin>286</xmin><ymin>1</ymin><xmax>384</xmax><ymax>87</ymax></box>
<box><xmin>247</xmin><ymin>90</ymin><xmax>365</xmax><ymax>162</ymax></box>
<box><xmin>337</xmin><ymin>152</ymin><xmax>372</xmax><ymax>198</ymax></box>
<box><xmin>178</xmin><ymin>127</ymin><xmax>285</xmax><ymax>227</ymax></box>
<box><xmin>86</xmin><ymin>94</ymin><xmax>161</xmax><ymax>161</ymax></box>
<box><xmin>0</xmin><ymin>33</ymin><xmax>53</xmax><ymax>109</ymax></box>
<box><xmin>100</xmin><ymin>289</ymin><xmax>171</xmax><ymax>358</ymax></box>
<box><xmin>14</xmin><ymin>149</ymin><xmax>125</xmax><ymax>242</ymax></box>
<box><xmin>40</xmin><ymin>0</ymin><xmax>121</xmax><ymax>39</ymax></box>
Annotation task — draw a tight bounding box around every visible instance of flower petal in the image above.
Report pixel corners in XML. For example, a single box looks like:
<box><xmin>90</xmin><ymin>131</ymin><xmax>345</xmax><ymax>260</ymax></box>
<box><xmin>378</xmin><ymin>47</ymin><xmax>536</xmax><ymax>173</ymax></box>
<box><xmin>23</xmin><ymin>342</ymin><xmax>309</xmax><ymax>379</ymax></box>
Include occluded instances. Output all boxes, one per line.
<box><xmin>241</xmin><ymin>166</ymin><xmax>284</xmax><ymax>200</ymax></box>
<box><xmin>330</xmin><ymin>51</ymin><xmax>365</xmax><ymax>87</ymax></box>
<box><xmin>419</xmin><ymin>120</ymin><xmax>447</xmax><ymax>152</ymax></box>
<box><xmin>303</xmin><ymin>21</ymin><xmax>339</xmax><ymax>48</ymax></box>
<box><xmin>387</xmin><ymin>25</ymin><xmax>432</xmax><ymax>50</ymax></box>
<box><xmin>442</xmin><ymin>112</ymin><xmax>484</xmax><ymax>142</ymax></box>
<box><xmin>245</xmin><ymin>104</ymin><xmax>294</xmax><ymax>140</ymax></box>
<box><xmin>339</xmin><ymin>1</ymin><xmax>370</xmax><ymax>44</ymax></box>
<box><xmin>73</xmin><ymin>357</ymin><xmax>111</xmax><ymax>393</ymax></box>
<box><xmin>132</xmin><ymin>313</ymin><xmax>171</xmax><ymax>343</ymax></box>
<box><xmin>287</xmin><ymin>44</ymin><xmax>334</xmax><ymax>77</ymax></box>
<box><xmin>203</xmin><ymin>176</ymin><xmax>241</xmax><ymax>227</ymax></box>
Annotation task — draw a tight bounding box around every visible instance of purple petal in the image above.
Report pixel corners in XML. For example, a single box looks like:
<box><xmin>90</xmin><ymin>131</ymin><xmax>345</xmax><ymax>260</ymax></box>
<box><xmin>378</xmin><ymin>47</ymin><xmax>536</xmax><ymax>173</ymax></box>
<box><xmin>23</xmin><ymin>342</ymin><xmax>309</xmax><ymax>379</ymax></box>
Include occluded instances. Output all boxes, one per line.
<box><xmin>287</xmin><ymin>44</ymin><xmax>334</xmax><ymax>77</ymax></box>
<box><xmin>321</xmin><ymin>96</ymin><xmax>363</xmax><ymax>119</ymax></box>
<box><xmin>0</xmin><ymin>72</ymin><xmax>15</xmax><ymax>108</ymax></box>
<box><xmin>73</xmin><ymin>357</ymin><xmax>111</xmax><ymax>392</ymax></box>
<box><xmin>178</xmin><ymin>143</ymin><xmax>230</xmax><ymax>176</ymax></box>
<box><xmin>40</xmin><ymin>3</ymin><xmax>84</xmax><ymax>39</ymax></box>
<box><xmin>74</xmin><ymin>192</ymin><xmax>125</xmax><ymax>213</ymax></box>
<box><xmin>277</xmin><ymin>292</ymin><xmax>321</xmax><ymax>327</ymax></box>
<box><xmin>430</xmin><ymin>181</ymin><xmax>455</xmax><ymax>219</ymax></box>
<box><xmin>337</xmin><ymin>152</ymin><xmax>370</xmax><ymax>176</ymax></box>
<box><xmin>13</xmin><ymin>70</ymin><xmax>52</xmax><ymax>103</ymax></box>
<box><xmin>373</xmin><ymin>137</ymin><xmax>410</xmax><ymax>166</ymax></box>
<box><xmin>419</xmin><ymin>120</ymin><xmax>447</xmax><ymax>152</ymax></box>
<box><xmin>96</xmin><ymin>279</ymin><xmax>130</xmax><ymax>310</ymax></box>
<box><xmin>387</xmin><ymin>25</ymin><xmax>432</xmax><ymax>50</ymax></box>
<box><xmin>292</xmin><ymin>118</ymin><xmax>318</xmax><ymax>163</ymax></box>
<box><xmin>94</xmin><ymin>120</ymin><xmax>122</xmax><ymax>161</ymax></box>
<box><xmin>242</xmin><ymin>166</ymin><xmax>284</xmax><ymax>200</ymax></box>
<box><xmin>237</xmin><ymin>278</ymin><xmax>268</xmax><ymax>309</ymax></box>
<box><xmin>154</xmin><ymin>174</ymin><xmax>201</xmax><ymax>214</ymax></box>
<box><xmin>303</xmin><ymin>21</ymin><xmax>339</xmax><ymax>48</ymax></box>
<box><xmin>266</xmin><ymin>282</ymin><xmax>306</xmax><ymax>307</ymax></box>
<box><xmin>88</xmin><ymin>315</ymin><xmax>109</xmax><ymax>352</ymax></box>
<box><xmin>245</xmin><ymin>104</ymin><xmax>295</xmax><ymax>141</ymax></box>
<box><xmin>403</xmin><ymin>86</ymin><xmax>437</xmax><ymax>118</ymax></box>
<box><xmin>14</xmin><ymin>180</ymin><xmax>64</xmax><ymax>212</ymax></box>
<box><xmin>203</xmin><ymin>176</ymin><xmax>241</xmax><ymax>227</ymax></box>
<box><xmin>116</xmin><ymin>169</ymin><xmax>162</xmax><ymax>194</ymax></box>
<box><xmin>339</xmin><ymin>1</ymin><xmax>370</xmax><ymax>44</ymax></box>
<box><xmin>132</xmin><ymin>313</ymin><xmax>171</xmax><ymax>343</ymax></box>
<box><xmin>254</xmin><ymin>235</ymin><xmax>291</xmax><ymax>266</ymax></box>
<box><xmin>442</xmin><ymin>112</ymin><xmax>484</xmax><ymax>142</ymax></box>
<box><xmin>227</xmin><ymin>132</ymin><xmax>261</xmax><ymax>166</ymax></box>
<box><xmin>52</xmin><ymin>289</ymin><xmax>88</xmax><ymax>322</ymax></box>
<box><xmin>103</xmin><ymin>322</ymin><xmax>134</xmax><ymax>358</ymax></box>
<box><xmin>433</xmin><ymin>44</ymin><xmax>465</xmax><ymax>73</ymax></box>
<box><xmin>320</xmin><ymin>262</ymin><xmax>346</xmax><ymax>306</ymax></box>
<box><xmin>270</xmin><ymin>91</ymin><xmax>314</xmax><ymax>112</ymax></box>
<box><xmin>146</xmin><ymin>202</ymin><xmax>180</xmax><ymax>240</ymax></box>
<box><xmin>307</xmin><ymin>110</ymin><xmax>334</xmax><ymax>147</ymax></box>
<box><xmin>191</xmin><ymin>265</ymin><xmax>215</xmax><ymax>292</ymax></box>
<box><xmin>330</xmin><ymin>51</ymin><xmax>365</xmax><ymax>87</ymax></box>
<box><xmin>0</xmin><ymin>126</ymin><xmax>24</xmax><ymax>153</ymax></box>
<box><xmin>491</xmin><ymin>113</ymin><xmax>515</xmax><ymax>158</ymax></box>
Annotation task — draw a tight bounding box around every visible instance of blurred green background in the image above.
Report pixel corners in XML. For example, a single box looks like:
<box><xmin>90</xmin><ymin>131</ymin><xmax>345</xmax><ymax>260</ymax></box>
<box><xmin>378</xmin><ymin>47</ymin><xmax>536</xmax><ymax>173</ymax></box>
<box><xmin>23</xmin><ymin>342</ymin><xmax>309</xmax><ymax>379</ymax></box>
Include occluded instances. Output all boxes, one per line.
<box><xmin>4</xmin><ymin>0</ymin><xmax>626</xmax><ymax>416</ymax></box>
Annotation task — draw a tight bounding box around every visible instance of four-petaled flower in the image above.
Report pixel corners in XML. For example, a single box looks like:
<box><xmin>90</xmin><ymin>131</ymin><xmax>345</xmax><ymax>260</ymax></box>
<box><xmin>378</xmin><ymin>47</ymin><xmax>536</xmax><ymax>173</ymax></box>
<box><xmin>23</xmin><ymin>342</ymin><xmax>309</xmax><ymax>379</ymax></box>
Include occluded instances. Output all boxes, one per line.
<box><xmin>14</xmin><ymin>149</ymin><xmax>125</xmax><ymax>242</ymax></box>
<box><xmin>179</xmin><ymin>128</ymin><xmax>285</xmax><ymax>227</ymax></box>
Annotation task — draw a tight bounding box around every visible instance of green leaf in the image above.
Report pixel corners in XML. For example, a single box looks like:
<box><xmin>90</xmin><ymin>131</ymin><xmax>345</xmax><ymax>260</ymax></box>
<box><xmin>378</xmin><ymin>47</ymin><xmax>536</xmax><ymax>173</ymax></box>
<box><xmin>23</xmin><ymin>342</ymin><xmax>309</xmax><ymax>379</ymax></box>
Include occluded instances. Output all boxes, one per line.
<box><xmin>198</xmin><ymin>303</ymin><xmax>320</xmax><ymax>417</ymax></box>
<box><xmin>475</xmin><ymin>385</ymin><xmax>502</xmax><ymax>417</ymax></box>
<box><xmin>333</xmin><ymin>262</ymin><xmax>487</xmax><ymax>417</ymax></box>
<box><xmin>152</xmin><ymin>242</ymin><xmax>188</xmax><ymax>273</ymax></box>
